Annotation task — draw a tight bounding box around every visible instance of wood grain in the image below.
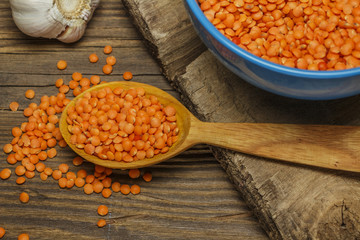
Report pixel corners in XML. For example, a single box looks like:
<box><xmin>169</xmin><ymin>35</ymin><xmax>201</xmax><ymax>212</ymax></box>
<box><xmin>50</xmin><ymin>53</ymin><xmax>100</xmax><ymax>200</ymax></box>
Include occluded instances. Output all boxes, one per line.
<box><xmin>190</xmin><ymin>122</ymin><xmax>360</xmax><ymax>173</ymax></box>
<box><xmin>122</xmin><ymin>0</ymin><xmax>360</xmax><ymax>239</ymax></box>
<box><xmin>0</xmin><ymin>0</ymin><xmax>267</xmax><ymax>239</ymax></box>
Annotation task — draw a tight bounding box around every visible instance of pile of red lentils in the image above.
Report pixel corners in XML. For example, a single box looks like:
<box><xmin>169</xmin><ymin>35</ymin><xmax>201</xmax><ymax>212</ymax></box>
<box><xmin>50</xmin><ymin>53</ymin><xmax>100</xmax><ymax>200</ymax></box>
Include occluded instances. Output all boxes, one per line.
<box><xmin>67</xmin><ymin>86</ymin><xmax>179</xmax><ymax>162</ymax></box>
<box><xmin>199</xmin><ymin>0</ymin><xmax>360</xmax><ymax>70</ymax></box>
<box><xmin>0</xmin><ymin>46</ymin><xmax>155</xmax><ymax>239</ymax></box>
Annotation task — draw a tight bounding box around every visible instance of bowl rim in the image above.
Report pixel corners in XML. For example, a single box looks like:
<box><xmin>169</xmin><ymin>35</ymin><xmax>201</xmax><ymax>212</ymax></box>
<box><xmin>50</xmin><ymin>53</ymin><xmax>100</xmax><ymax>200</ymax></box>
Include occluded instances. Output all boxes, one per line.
<box><xmin>185</xmin><ymin>0</ymin><xmax>360</xmax><ymax>79</ymax></box>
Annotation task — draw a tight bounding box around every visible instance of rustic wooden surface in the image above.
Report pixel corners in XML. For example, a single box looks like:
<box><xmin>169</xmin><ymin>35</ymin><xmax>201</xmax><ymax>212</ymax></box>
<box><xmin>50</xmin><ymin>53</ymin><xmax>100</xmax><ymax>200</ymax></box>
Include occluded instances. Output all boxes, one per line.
<box><xmin>122</xmin><ymin>0</ymin><xmax>360</xmax><ymax>239</ymax></box>
<box><xmin>0</xmin><ymin>1</ymin><xmax>268</xmax><ymax>240</ymax></box>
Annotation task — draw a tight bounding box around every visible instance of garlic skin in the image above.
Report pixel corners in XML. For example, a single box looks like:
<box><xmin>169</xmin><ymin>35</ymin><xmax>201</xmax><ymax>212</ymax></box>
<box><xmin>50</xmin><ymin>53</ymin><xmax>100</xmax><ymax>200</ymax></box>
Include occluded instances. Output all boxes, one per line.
<box><xmin>10</xmin><ymin>0</ymin><xmax>100</xmax><ymax>43</ymax></box>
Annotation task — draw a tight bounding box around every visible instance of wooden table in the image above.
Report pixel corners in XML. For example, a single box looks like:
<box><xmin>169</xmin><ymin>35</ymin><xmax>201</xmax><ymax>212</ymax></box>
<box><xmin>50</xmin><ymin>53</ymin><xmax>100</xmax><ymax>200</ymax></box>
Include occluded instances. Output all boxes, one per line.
<box><xmin>120</xmin><ymin>1</ymin><xmax>360</xmax><ymax>239</ymax></box>
<box><xmin>0</xmin><ymin>1</ymin><xmax>267</xmax><ymax>239</ymax></box>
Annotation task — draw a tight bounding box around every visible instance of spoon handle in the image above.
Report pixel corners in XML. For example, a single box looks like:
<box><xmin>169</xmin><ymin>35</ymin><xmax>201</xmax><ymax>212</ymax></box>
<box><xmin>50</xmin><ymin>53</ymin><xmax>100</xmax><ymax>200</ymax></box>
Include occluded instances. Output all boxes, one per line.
<box><xmin>189</xmin><ymin>121</ymin><xmax>360</xmax><ymax>172</ymax></box>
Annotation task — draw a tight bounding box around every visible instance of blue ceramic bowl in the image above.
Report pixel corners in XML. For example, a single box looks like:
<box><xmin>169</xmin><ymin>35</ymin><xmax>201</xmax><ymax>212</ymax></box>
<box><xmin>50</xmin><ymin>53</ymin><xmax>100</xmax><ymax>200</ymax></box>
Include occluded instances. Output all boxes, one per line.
<box><xmin>184</xmin><ymin>0</ymin><xmax>360</xmax><ymax>100</ymax></box>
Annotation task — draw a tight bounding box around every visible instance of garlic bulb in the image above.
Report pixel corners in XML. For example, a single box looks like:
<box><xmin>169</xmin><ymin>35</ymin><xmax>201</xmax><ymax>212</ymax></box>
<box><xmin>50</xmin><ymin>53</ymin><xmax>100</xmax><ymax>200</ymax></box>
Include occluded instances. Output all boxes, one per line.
<box><xmin>10</xmin><ymin>0</ymin><xmax>100</xmax><ymax>43</ymax></box>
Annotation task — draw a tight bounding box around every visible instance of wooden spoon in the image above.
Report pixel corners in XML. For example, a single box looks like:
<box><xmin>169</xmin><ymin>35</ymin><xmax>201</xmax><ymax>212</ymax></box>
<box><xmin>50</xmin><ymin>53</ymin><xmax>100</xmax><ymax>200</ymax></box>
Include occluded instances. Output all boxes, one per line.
<box><xmin>60</xmin><ymin>81</ymin><xmax>360</xmax><ymax>172</ymax></box>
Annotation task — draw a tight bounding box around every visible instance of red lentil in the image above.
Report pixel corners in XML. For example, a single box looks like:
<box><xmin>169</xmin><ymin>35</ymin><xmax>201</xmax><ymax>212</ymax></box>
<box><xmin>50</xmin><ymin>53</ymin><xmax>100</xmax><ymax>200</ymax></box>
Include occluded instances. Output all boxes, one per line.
<box><xmin>128</xmin><ymin>169</ymin><xmax>141</xmax><ymax>179</ymax></box>
<box><xmin>84</xmin><ymin>183</ymin><xmax>94</xmax><ymax>194</ymax></box>
<box><xmin>19</xmin><ymin>192</ymin><xmax>29</xmax><ymax>203</ymax></box>
<box><xmin>16</xmin><ymin>176</ymin><xmax>26</xmax><ymax>185</ymax></box>
<box><xmin>93</xmin><ymin>181</ymin><xmax>104</xmax><ymax>193</ymax></box>
<box><xmin>58</xmin><ymin>163</ymin><xmax>69</xmax><ymax>173</ymax></box>
<box><xmin>130</xmin><ymin>184</ymin><xmax>141</xmax><ymax>195</ymax></box>
<box><xmin>3</xmin><ymin>144</ymin><xmax>13</xmax><ymax>154</ymax></box>
<box><xmin>103</xmin><ymin>45</ymin><xmax>112</xmax><ymax>54</ymax></box>
<box><xmin>75</xmin><ymin>177</ymin><xmax>85</xmax><ymax>188</ymax></box>
<box><xmin>106</xmin><ymin>56</ymin><xmax>116</xmax><ymax>66</ymax></box>
<box><xmin>97</xmin><ymin>205</ymin><xmax>109</xmax><ymax>216</ymax></box>
<box><xmin>120</xmin><ymin>184</ymin><xmax>131</xmax><ymax>195</ymax></box>
<box><xmin>0</xmin><ymin>168</ymin><xmax>11</xmax><ymax>180</ymax></box>
<box><xmin>122</xmin><ymin>71</ymin><xmax>133</xmax><ymax>80</ymax></box>
<box><xmin>102</xmin><ymin>188</ymin><xmax>112</xmax><ymax>198</ymax></box>
<box><xmin>52</xmin><ymin>170</ymin><xmax>62</xmax><ymax>180</ymax></box>
<box><xmin>18</xmin><ymin>233</ymin><xmax>30</xmax><ymax>240</ymax></box>
<box><xmin>57</xmin><ymin>60</ymin><xmax>67</xmax><ymax>70</ymax></box>
<box><xmin>58</xmin><ymin>177</ymin><xmax>67</xmax><ymax>188</ymax></box>
<box><xmin>25</xmin><ymin>90</ymin><xmax>35</xmax><ymax>99</ymax></box>
<box><xmin>55</xmin><ymin>78</ymin><xmax>64</xmax><ymax>88</ymax></box>
<box><xmin>111</xmin><ymin>182</ymin><xmax>121</xmax><ymax>192</ymax></box>
<box><xmin>142</xmin><ymin>172</ymin><xmax>152</xmax><ymax>182</ymax></box>
<box><xmin>97</xmin><ymin>219</ymin><xmax>107</xmax><ymax>228</ymax></box>
<box><xmin>40</xmin><ymin>172</ymin><xmax>48</xmax><ymax>180</ymax></box>
<box><xmin>102</xmin><ymin>64</ymin><xmax>113</xmax><ymax>75</ymax></box>
<box><xmin>90</xmin><ymin>75</ymin><xmax>101</xmax><ymax>85</ymax></box>
<box><xmin>72</xmin><ymin>72</ymin><xmax>83</xmax><ymax>81</ymax></box>
<box><xmin>89</xmin><ymin>53</ymin><xmax>99</xmax><ymax>63</ymax></box>
<box><xmin>0</xmin><ymin>227</ymin><xmax>5</xmax><ymax>238</ymax></box>
<box><xmin>9</xmin><ymin>102</ymin><xmax>19</xmax><ymax>111</ymax></box>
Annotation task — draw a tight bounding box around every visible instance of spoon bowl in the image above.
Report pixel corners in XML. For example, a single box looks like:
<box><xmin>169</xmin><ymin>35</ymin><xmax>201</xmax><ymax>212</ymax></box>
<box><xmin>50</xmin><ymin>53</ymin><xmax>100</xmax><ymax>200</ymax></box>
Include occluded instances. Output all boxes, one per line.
<box><xmin>60</xmin><ymin>81</ymin><xmax>360</xmax><ymax>172</ymax></box>
<box><xmin>60</xmin><ymin>81</ymin><xmax>195</xmax><ymax>169</ymax></box>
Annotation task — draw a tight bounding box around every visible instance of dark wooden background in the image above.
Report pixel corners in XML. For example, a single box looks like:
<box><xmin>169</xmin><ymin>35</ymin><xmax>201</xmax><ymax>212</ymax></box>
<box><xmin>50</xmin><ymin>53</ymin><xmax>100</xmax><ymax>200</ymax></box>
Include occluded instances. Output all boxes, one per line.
<box><xmin>0</xmin><ymin>0</ymin><xmax>267</xmax><ymax>239</ymax></box>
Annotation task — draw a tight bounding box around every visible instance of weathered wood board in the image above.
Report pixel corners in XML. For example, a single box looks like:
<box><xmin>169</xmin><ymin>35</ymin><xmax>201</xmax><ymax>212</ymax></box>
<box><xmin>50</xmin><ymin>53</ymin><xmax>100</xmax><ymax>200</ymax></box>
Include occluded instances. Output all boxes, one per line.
<box><xmin>122</xmin><ymin>0</ymin><xmax>360</xmax><ymax>239</ymax></box>
<box><xmin>0</xmin><ymin>0</ymin><xmax>268</xmax><ymax>239</ymax></box>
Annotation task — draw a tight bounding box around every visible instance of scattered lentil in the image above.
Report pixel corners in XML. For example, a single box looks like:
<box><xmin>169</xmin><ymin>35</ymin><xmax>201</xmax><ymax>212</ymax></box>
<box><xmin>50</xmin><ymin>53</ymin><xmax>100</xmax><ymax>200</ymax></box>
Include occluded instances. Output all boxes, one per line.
<box><xmin>129</xmin><ymin>169</ymin><xmax>140</xmax><ymax>179</ymax></box>
<box><xmin>97</xmin><ymin>219</ymin><xmax>107</xmax><ymax>228</ymax></box>
<box><xmin>57</xmin><ymin>60</ymin><xmax>67</xmax><ymax>70</ymax></box>
<box><xmin>97</xmin><ymin>205</ymin><xmax>109</xmax><ymax>216</ymax></box>
<box><xmin>120</xmin><ymin>184</ymin><xmax>131</xmax><ymax>195</ymax></box>
<box><xmin>18</xmin><ymin>233</ymin><xmax>30</xmax><ymax>240</ymax></box>
<box><xmin>106</xmin><ymin>56</ymin><xmax>116</xmax><ymax>66</ymax></box>
<box><xmin>40</xmin><ymin>172</ymin><xmax>48</xmax><ymax>181</ymax></box>
<box><xmin>111</xmin><ymin>182</ymin><xmax>121</xmax><ymax>192</ymax></box>
<box><xmin>102</xmin><ymin>64</ymin><xmax>113</xmax><ymax>75</ymax></box>
<box><xmin>77</xmin><ymin>169</ymin><xmax>87</xmax><ymax>179</ymax></box>
<box><xmin>16</xmin><ymin>177</ymin><xmax>26</xmax><ymax>185</ymax></box>
<box><xmin>55</xmin><ymin>78</ymin><xmax>64</xmax><ymax>88</ymax></box>
<box><xmin>44</xmin><ymin>167</ymin><xmax>53</xmax><ymax>176</ymax></box>
<box><xmin>84</xmin><ymin>183</ymin><xmax>94</xmax><ymax>194</ymax></box>
<box><xmin>25</xmin><ymin>90</ymin><xmax>35</xmax><ymax>99</ymax></box>
<box><xmin>93</xmin><ymin>181</ymin><xmax>104</xmax><ymax>193</ymax></box>
<box><xmin>9</xmin><ymin>102</ymin><xmax>19</xmax><ymax>111</ymax></box>
<box><xmin>15</xmin><ymin>165</ymin><xmax>26</xmax><ymax>176</ymax></box>
<box><xmin>142</xmin><ymin>172</ymin><xmax>152</xmax><ymax>182</ymax></box>
<box><xmin>19</xmin><ymin>192</ymin><xmax>29</xmax><ymax>203</ymax></box>
<box><xmin>52</xmin><ymin>170</ymin><xmax>62</xmax><ymax>180</ymax></box>
<box><xmin>59</xmin><ymin>85</ymin><xmax>70</xmax><ymax>94</ymax></box>
<box><xmin>102</xmin><ymin>188</ymin><xmax>112</xmax><ymax>198</ymax></box>
<box><xmin>122</xmin><ymin>71</ymin><xmax>133</xmax><ymax>80</ymax></box>
<box><xmin>72</xmin><ymin>72</ymin><xmax>82</xmax><ymax>81</ymax></box>
<box><xmin>89</xmin><ymin>53</ymin><xmax>99</xmax><ymax>63</ymax></box>
<box><xmin>0</xmin><ymin>227</ymin><xmax>5</xmax><ymax>238</ymax></box>
<box><xmin>25</xmin><ymin>171</ymin><xmax>35</xmax><ymax>179</ymax></box>
<box><xmin>90</xmin><ymin>75</ymin><xmax>101</xmax><ymax>85</ymax></box>
<box><xmin>130</xmin><ymin>184</ymin><xmax>141</xmax><ymax>195</ymax></box>
<box><xmin>75</xmin><ymin>177</ymin><xmax>85</xmax><ymax>188</ymax></box>
<box><xmin>58</xmin><ymin>177</ymin><xmax>67</xmax><ymax>188</ymax></box>
<box><xmin>103</xmin><ymin>45</ymin><xmax>112</xmax><ymax>54</ymax></box>
<box><xmin>3</xmin><ymin>144</ymin><xmax>13</xmax><ymax>154</ymax></box>
<box><xmin>0</xmin><ymin>169</ymin><xmax>11</xmax><ymax>180</ymax></box>
<box><xmin>59</xmin><ymin>163</ymin><xmax>69</xmax><ymax>173</ymax></box>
